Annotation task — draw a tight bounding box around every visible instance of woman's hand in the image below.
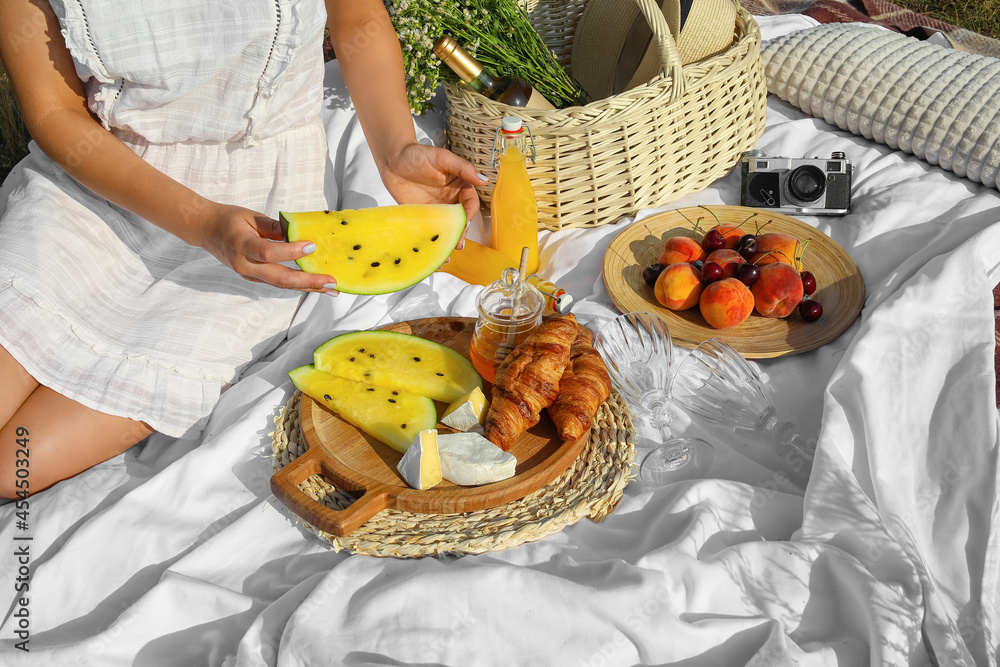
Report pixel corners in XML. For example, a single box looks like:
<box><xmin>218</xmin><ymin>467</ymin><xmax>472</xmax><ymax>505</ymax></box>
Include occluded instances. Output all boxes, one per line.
<box><xmin>196</xmin><ymin>204</ymin><xmax>338</xmax><ymax>293</ymax></box>
<box><xmin>379</xmin><ymin>143</ymin><xmax>488</xmax><ymax>247</ymax></box>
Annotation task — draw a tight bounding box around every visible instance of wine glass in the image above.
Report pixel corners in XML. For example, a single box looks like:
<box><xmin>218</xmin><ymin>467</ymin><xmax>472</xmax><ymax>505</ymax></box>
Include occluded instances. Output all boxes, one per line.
<box><xmin>594</xmin><ymin>312</ymin><xmax>716</xmax><ymax>485</ymax></box>
<box><xmin>670</xmin><ymin>338</ymin><xmax>813</xmax><ymax>488</ymax></box>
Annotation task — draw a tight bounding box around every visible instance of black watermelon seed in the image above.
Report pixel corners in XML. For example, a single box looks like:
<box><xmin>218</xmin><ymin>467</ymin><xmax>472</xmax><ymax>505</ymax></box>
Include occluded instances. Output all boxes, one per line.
<box><xmin>349</xmin><ymin>357</ymin><xmax>355</xmax><ymax>362</ymax></box>
<box><xmin>401</xmin><ymin>424</ymin><xmax>407</xmax><ymax>429</ymax></box>
<box><xmin>394</xmin><ymin>258</ymin><xmax>401</xmax><ymax>265</ymax></box>
<box><xmin>324</xmin><ymin>210</ymin><xmax>330</xmax><ymax>214</ymax></box>
<box><xmin>371</xmin><ymin>261</ymin><xmax>380</xmax><ymax>267</ymax></box>
<box><xmin>323</xmin><ymin>394</ymin><xmax>331</xmax><ymax>401</ymax></box>
<box><xmin>413</xmin><ymin>247</ymin><xmax>419</xmax><ymax>252</ymax></box>
<box><xmin>369</xmin><ymin>354</ymin><xmax>375</xmax><ymax>358</ymax></box>
<box><xmin>353</xmin><ymin>244</ymin><xmax>361</xmax><ymax>250</ymax></box>
<box><xmin>392</xmin><ymin>391</ymin><xmax>398</xmax><ymax>395</ymax></box>
<box><xmin>347</xmin><ymin>256</ymin><xmax>353</xmax><ymax>261</ymax></box>
<box><xmin>436</xmin><ymin>372</ymin><xmax>444</xmax><ymax>376</ymax></box>
<box><xmin>359</xmin><ymin>348</ymin><xmax>365</xmax><ymax>352</ymax></box>
<box><xmin>341</xmin><ymin>220</ymin><xmax>348</xmax><ymax>225</ymax></box>
<box><xmin>388</xmin><ymin>398</ymin><xmax>396</xmax><ymax>403</ymax></box>
<box><xmin>431</xmin><ymin>234</ymin><xmax>439</xmax><ymax>242</ymax></box>
<box><xmin>413</xmin><ymin>357</ymin><xmax>421</xmax><ymax>362</ymax></box>
<box><xmin>366</xmin><ymin>387</ymin><xmax>374</xmax><ymax>392</ymax></box>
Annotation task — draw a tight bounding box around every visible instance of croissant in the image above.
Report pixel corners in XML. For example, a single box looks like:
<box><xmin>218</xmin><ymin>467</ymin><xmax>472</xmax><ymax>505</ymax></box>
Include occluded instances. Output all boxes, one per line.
<box><xmin>484</xmin><ymin>313</ymin><xmax>577</xmax><ymax>451</ymax></box>
<box><xmin>547</xmin><ymin>325</ymin><xmax>611</xmax><ymax>441</ymax></box>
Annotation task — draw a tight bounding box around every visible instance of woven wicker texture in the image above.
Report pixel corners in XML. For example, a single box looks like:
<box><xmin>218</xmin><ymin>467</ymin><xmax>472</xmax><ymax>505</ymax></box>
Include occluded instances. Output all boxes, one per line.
<box><xmin>270</xmin><ymin>390</ymin><xmax>636</xmax><ymax>558</ymax></box>
<box><xmin>444</xmin><ymin>1</ymin><xmax>767</xmax><ymax>231</ymax></box>
<box><xmin>762</xmin><ymin>23</ymin><xmax>1000</xmax><ymax>191</ymax></box>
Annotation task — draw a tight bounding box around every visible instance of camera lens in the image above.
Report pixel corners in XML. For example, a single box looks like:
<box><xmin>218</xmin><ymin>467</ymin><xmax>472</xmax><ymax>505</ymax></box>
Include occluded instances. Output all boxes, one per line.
<box><xmin>787</xmin><ymin>165</ymin><xmax>826</xmax><ymax>203</ymax></box>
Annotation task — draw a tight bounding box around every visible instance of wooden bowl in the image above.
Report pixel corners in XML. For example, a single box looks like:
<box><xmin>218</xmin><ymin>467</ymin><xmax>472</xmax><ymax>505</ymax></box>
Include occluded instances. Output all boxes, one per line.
<box><xmin>602</xmin><ymin>205</ymin><xmax>865</xmax><ymax>358</ymax></box>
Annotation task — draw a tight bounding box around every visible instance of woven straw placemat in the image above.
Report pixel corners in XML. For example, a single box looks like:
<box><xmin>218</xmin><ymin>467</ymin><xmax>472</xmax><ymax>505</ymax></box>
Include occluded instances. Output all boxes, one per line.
<box><xmin>270</xmin><ymin>390</ymin><xmax>636</xmax><ymax>558</ymax></box>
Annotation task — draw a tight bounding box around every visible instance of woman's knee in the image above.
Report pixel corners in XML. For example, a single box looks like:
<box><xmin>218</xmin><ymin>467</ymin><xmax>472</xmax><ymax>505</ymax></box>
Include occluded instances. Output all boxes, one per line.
<box><xmin>0</xmin><ymin>392</ymin><xmax>153</xmax><ymax>498</ymax></box>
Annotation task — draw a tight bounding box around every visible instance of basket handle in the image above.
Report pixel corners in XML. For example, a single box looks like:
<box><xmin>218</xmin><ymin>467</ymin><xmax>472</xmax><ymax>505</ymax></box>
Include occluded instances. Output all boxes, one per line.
<box><xmin>634</xmin><ymin>0</ymin><xmax>686</xmax><ymax>102</ymax></box>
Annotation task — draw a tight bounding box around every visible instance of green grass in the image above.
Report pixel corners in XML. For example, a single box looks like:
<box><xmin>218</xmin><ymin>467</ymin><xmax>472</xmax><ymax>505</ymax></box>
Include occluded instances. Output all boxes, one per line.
<box><xmin>0</xmin><ymin>67</ymin><xmax>30</xmax><ymax>183</ymax></box>
<box><xmin>891</xmin><ymin>0</ymin><xmax>1000</xmax><ymax>40</ymax></box>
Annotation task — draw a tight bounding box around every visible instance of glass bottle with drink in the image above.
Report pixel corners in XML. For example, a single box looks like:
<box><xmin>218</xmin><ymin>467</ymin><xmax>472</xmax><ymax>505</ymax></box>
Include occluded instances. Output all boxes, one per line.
<box><xmin>490</xmin><ymin>116</ymin><xmax>539</xmax><ymax>276</ymax></box>
<box><xmin>433</xmin><ymin>35</ymin><xmax>556</xmax><ymax>110</ymax></box>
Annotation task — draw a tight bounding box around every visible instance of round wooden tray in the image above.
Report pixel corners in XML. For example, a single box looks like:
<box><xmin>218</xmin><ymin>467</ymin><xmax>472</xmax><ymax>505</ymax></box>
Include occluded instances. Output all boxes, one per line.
<box><xmin>602</xmin><ymin>205</ymin><xmax>866</xmax><ymax>358</ymax></box>
<box><xmin>269</xmin><ymin>317</ymin><xmax>589</xmax><ymax>537</ymax></box>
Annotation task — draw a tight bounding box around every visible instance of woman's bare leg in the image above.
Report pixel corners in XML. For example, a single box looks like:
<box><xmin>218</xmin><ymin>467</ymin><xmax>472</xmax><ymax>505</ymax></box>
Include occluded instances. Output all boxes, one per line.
<box><xmin>0</xmin><ymin>384</ymin><xmax>153</xmax><ymax>498</ymax></box>
<box><xmin>0</xmin><ymin>344</ymin><xmax>37</xmax><ymax>426</ymax></box>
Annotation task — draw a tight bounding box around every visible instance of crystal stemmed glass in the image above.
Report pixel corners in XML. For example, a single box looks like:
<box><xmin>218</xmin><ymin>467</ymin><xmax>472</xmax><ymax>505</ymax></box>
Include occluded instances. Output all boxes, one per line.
<box><xmin>670</xmin><ymin>338</ymin><xmax>813</xmax><ymax>487</ymax></box>
<box><xmin>594</xmin><ymin>312</ymin><xmax>716</xmax><ymax>485</ymax></box>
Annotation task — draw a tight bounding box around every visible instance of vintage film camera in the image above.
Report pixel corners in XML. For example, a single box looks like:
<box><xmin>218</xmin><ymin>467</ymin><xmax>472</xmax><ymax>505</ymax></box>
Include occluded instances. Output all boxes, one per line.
<box><xmin>740</xmin><ymin>150</ymin><xmax>853</xmax><ymax>215</ymax></box>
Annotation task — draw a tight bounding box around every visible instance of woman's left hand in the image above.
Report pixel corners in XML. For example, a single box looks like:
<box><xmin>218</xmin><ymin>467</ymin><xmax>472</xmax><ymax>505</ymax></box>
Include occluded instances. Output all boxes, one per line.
<box><xmin>379</xmin><ymin>143</ymin><xmax>488</xmax><ymax>247</ymax></box>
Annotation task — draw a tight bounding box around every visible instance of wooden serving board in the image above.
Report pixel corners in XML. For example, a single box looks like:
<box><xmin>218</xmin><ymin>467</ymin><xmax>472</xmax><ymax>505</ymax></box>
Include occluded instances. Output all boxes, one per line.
<box><xmin>603</xmin><ymin>205</ymin><xmax>866</xmax><ymax>358</ymax></box>
<box><xmin>270</xmin><ymin>317</ymin><xmax>589</xmax><ymax>537</ymax></box>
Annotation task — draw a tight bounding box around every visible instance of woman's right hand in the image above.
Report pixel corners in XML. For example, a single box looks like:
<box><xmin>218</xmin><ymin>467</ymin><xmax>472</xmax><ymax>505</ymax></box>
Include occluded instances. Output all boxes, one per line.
<box><xmin>196</xmin><ymin>203</ymin><xmax>338</xmax><ymax>294</ymax></box>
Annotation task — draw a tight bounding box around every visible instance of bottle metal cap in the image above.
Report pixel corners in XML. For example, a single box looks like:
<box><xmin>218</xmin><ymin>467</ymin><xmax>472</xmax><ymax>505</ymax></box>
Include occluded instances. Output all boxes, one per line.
<box><xmin>432</xmin><ymin>35</ymin><xmax>483</xmax><ymax>83</ymax></box>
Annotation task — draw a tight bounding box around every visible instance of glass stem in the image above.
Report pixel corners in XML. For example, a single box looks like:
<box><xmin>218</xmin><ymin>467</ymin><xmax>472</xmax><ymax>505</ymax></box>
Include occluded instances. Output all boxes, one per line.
<box><xmin>755</xmin><ymin>406</ymin><xmax>814</xmax><ymax>485</ymax></box>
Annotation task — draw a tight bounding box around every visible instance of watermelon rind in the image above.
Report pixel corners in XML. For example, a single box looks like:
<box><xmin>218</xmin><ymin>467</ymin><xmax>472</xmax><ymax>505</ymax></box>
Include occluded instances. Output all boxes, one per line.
<box><xmin>289</xmin><ymin>364</ymin><xmax>437</xmax><ymax>453</ymax></box>
<box><xmin>282</xmin><ymin>203</ymin><xmax>466</xmax><ymax>296</ymax></box>
<box><xmin>314</xmin><ymin>330</ymin><xmax>482</xmax><ymax>404</ymax></box>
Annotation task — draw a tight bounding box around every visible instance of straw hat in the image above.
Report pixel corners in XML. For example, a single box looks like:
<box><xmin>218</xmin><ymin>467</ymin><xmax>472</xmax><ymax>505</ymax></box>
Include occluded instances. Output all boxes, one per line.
<box><xmin>572</xmin><ymin>0</ymin><xmax>738</xmax><ymax>100</ymax></box>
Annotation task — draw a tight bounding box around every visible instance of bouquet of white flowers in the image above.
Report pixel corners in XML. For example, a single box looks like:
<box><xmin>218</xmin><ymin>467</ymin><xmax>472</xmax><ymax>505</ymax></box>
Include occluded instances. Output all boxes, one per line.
<box><xmin>384</xmin><ymin>0</ymin><xmax>588</xmax><ymax>114</ymax></box>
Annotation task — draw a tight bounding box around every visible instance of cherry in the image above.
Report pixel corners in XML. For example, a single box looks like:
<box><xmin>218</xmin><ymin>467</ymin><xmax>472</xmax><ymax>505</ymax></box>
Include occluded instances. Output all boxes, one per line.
<box><xmin>737</xmin><ymin>234</ymin><xmax>757</xmax><ymax>259</ymax></box>
<box><xmin>800</xmin><ymin>271</ymin><xmax>817</xmax><ymax>295</ymax></box>
<box><xmin>701</xmin><ymin>229</ymin><xmax>727</xmax><ymax>252</ymax></box>
<box><xmin>701</xmin><ymin>261</ymin><xmax>724</xmax><ymax>283</ymax></box>
<box><xmin>799</xmin><ymin>299</ymin><xmax>823</xmax><ymax>322</ymax></box>
<box><xmin>736</xmin><ymin>263</ymin><xmax>760</xmax><ymax>286</ymax></box>
<box><xmin>642</xmin><ymin>263</ymin><xmax>666</xmax><ymax>287</ymax></box>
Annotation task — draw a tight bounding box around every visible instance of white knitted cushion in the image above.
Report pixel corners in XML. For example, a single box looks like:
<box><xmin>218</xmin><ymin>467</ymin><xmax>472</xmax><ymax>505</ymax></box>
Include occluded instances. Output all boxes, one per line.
<box><xmin>762</xmin><ymin>23</ymin><xmax>1000</xmax><ymax>190</ymax></box>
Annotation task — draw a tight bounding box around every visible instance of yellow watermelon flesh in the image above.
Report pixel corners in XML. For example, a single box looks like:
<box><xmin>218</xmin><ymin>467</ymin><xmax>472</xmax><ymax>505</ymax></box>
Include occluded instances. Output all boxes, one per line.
<box><xmin>282</xmin><ymin>204</ymin><xmax>467</xmax><ymax>295</ymax></box>
<box><xmin>288</xmin><ymin>364</ymin><xmax>436</xmax><ymax>453</ymax></box>
<box><xmin>314</xmin><ymin>330</ymin><xmax>482</xmax><ymax>404</ymax></box>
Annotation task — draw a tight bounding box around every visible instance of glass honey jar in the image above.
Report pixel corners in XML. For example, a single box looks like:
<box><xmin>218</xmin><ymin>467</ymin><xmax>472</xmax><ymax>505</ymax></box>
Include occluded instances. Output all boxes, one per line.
<box><xmin>469</xmin><ymin>267</ymin><xmax>544</xmax><ymax>383</ymax></box>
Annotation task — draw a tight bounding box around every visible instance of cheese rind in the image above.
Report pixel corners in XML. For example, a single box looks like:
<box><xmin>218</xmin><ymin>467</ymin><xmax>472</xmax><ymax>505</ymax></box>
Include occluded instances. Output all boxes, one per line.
<box><xmin>438</xmin><ymin>432</ymin><xmax>516</xmax><ymax>486</ymax></box>
<box><xmin>396</xmin><ymin>429</ymin><xmax>442</xmax><ymax>490</ymax></box>
<box><xmin>440</xmin><ymin>386</ymin><xmax>489</xmax><ymax>433</ymax></box>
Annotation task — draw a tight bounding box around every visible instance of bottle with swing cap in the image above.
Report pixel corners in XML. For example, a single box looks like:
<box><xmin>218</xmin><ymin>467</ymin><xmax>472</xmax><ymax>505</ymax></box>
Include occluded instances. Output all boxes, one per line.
<box><xmin>490</xmin><ymin>116</ymin><xmax>539</xmax><ymax>275</ymax></box>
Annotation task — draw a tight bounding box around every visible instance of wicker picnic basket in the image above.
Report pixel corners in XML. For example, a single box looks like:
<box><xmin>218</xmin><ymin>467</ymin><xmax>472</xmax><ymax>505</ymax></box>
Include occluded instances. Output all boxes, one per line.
<box><xmin>443</xmin><ymin>0</ymin><xmax>767</xmax><ymax>231</ymax></box>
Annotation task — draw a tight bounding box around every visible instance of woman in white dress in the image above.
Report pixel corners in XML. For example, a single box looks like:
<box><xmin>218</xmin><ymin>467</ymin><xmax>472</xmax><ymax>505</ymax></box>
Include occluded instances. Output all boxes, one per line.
<box><xmin>0</xmin><ymin>0</ymin><xmax>485</xmax><ymax>497</ymax></box>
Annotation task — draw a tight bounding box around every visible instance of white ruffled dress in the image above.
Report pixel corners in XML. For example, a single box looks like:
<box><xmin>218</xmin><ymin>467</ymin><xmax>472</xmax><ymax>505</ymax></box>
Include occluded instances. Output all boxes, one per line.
<box><xmin>0</xmin><ymin>0</ymin><xmax>329</xmax><ymax>437</ymax></box>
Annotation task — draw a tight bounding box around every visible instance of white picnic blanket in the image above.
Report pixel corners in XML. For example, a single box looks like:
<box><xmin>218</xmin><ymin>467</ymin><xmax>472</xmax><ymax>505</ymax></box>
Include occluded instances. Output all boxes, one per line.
<box><xmin>2</xmin><ymin>15</ymin><xmax>998</xmax><ymax>666</ymax></box>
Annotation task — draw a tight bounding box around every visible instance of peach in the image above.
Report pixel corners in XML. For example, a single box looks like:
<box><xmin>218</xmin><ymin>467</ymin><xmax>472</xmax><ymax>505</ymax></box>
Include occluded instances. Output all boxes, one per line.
<box><xmin>654</xmin><ymin>262</ymin><xmax>703</xmax><ymax>310</ymax></box>
<box><xmin>699</xmin><ymin>278</ymin><xmax>754</xmax><ymax>329</ymax></box>
<box><xmin>751</xmin><ymin>262</ymin><xmax>804</xmax><ymax>318</ymax></box>
<box><xmin>659</xmin><ymin>236</ymin><xmax>706</xmax><ymax>266</ymax></box>
<box><xmin>750</xmin><ymin>232</ymin><xmax>802</xmax><ymax>269</ymax></box>
<box><xmin>709</xmin><ymin>223</ymin><xmax>746</xmax><ymax>250</ymax></box>
<box><xmin>704</xmin><ymin>249</ymin><xmax>746</xmax><ymax>279</ymax></box>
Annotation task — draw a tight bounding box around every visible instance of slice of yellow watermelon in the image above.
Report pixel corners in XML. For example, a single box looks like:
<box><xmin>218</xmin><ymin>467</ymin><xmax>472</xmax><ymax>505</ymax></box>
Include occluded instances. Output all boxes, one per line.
<box><xmin>281</xmin><ymin>204</ymin><xmax>467</xmax><ymax>295</ymax></box>
<box><xmin>289</xmin><ymin>364</ymin><xmax>436</xmax><ymax>453</ymax></box>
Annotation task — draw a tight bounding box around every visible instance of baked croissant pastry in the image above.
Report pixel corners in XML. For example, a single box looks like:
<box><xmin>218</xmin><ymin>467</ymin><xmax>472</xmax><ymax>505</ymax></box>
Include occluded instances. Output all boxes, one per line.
<box><xmin>547</xmin><ymin>325</ymin><xmax>611</xmax><ymax>441</ymax></box>
<box><xmin>484</xmin><ymin>313</ymin><xmax>577</xmax><ymax>451</ymax></box>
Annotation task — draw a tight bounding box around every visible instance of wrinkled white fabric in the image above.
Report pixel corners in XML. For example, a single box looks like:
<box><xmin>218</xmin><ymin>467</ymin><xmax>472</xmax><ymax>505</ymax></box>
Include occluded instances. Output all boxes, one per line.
<box><xmin>2</xmin><ymin>15</ymin><xmax>999</xmax><ymax>667</ymax></box>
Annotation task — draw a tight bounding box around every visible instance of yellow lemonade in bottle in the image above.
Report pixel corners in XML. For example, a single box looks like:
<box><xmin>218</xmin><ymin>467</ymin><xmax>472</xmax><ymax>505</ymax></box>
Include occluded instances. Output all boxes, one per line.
<box><xmin>490</xmin><ymin>116</ymin><xmax>539</xmax><ymax>275</ymax></box>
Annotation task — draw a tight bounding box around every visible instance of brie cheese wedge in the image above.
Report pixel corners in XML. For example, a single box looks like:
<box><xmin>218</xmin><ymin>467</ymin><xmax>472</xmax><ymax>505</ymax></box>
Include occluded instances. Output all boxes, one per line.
<box><xmin>396</xmin><ymin>429</ymin><xmax>442</xmax><ymax>490</ymax></box>
<box><xmin>437</xmin><ymin>432</ymin><xmax>516</xmax><ymax>486</ymax></box>
<box><xmin>439</xmin><ymin>386</ymin><xmax>489</xmax><ymax>433</ymax></box>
